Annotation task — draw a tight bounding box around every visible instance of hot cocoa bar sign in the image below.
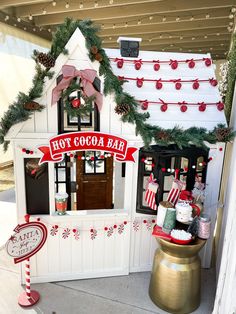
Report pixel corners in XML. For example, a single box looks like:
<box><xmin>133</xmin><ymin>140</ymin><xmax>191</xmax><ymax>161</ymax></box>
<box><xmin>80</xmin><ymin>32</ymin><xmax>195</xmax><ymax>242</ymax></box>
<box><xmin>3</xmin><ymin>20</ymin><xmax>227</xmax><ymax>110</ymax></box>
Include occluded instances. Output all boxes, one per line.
<box><xmin>38</xmin><ymin>131</ymin><xmax>137</xmax><ymax>164</ymax></box>
<box><xmin>6</xmin><ymin>221</ymin><xmax>47</xmax><ymax>264</ymax></box>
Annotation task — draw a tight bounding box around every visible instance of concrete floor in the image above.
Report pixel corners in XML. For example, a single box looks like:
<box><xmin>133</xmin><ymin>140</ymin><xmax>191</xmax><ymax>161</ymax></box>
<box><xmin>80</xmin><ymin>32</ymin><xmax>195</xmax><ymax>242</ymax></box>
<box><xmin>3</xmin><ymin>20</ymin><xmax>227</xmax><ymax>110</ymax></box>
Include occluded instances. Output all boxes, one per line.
<box><xmin>0</xmin><ymin>173</ymin><xmax>216</xmax><ymax>314</ymax></box>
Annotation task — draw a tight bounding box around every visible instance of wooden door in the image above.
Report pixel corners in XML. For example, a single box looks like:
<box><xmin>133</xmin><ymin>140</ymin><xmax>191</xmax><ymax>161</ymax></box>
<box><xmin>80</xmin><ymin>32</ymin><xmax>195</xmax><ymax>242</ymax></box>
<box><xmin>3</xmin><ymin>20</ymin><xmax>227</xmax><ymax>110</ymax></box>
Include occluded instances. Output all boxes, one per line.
<box><xmin>76</xmin><ymin>151</ymin><xmax>113</xmax><ymax>210</ymax></box>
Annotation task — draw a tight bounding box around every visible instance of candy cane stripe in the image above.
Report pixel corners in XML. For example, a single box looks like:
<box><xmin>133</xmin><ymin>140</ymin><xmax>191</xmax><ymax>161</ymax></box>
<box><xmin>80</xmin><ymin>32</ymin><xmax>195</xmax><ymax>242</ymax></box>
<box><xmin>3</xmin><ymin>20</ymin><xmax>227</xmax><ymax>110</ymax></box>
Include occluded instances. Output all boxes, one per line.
<box><xmin>25</xmin><ymin>259</ymin><xmax>31</xmax><ymax>299</ymax></box>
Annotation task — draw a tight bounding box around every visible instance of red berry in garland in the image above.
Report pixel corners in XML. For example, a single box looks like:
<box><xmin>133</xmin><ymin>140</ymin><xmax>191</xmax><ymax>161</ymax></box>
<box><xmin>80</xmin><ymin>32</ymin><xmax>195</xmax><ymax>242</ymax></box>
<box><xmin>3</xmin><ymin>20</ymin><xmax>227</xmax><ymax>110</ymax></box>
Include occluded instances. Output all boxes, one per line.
<box><xmin>116</xmin><ymin>58</ymin><xmax>124</xmax><ymax>68</ymax></box>
<box><xmin>209</xmin><ymin>78</ymin><xmax>218</xmax><ymax>87</ymax></box>
<box><xmin>198</xmin><ymin>102</ymin><xmax>206</xmax><ymax>112</ymax></box>
<box><xmin>188</xmin><ymin>59</ymin><xmax>195</xmax><ymax>68</ymax></box>
<box><xmin>22</xmin><ymin>148</ymin><xmax>26</xmax><ymax>153</ymax></box>
<box><xmin>160</xmin><ymin>104</ymin><xmax>168</xmax><ymax>112</ymax></box>
<box><xmin>217</xmin><ymin>102</ymin><xmax>224</xmax><ymax>111</ymax></box>
<box><xmin>141</xmin><ymin>100</ymin><xmax>149</xmax><ymax>110</ymax></box>
<box><xmin>136</xmin><ymin>78</ymin><xmax>144</xmax><ymax>88</ymax></box>
<box><xmin>204</xmin><ymin>58</ymin><xmax>212</xmax><ymax>67</ymax></box>
<box><xmin>134</xmin><ymin>60</ymin><xmax>142</xmax><ymax>70</ymax></box>
<box><xmin>175</xmin><ymin>82</ymin><xmax>182</xmax><ymax>90</ymax></box>
<box><xmin>71</xmin><ymin>98</ymin><xmax>81</xmax><ymax>108</ymax></box>
<box><xmin>192</xmin><ymin>80</ymin><xmax>199</xmax><ymax>90</ymax></box>
<box><xmin>156</xmin><ymin>80</ymin><xmax>163</xmax><ymax>89</ymax></box>
<box><xmin>153</xmin><ymin>62</ymin><xmax>160</xmax><ymax>71</ymax></box>
<box><xmin>170</xmin><ymin>59</ymin><xmax>178</xmax><ymax>70</ymax></box>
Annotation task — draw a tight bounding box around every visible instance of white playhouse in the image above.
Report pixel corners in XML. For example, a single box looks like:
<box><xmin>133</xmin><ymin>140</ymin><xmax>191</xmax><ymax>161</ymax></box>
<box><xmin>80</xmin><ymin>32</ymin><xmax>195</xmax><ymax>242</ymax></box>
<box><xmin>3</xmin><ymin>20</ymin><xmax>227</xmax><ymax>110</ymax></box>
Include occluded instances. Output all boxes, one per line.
<box><xmin>5</xmin><ymin>25</ymin><xmax>227</xmax><ymax>284</ymax></box>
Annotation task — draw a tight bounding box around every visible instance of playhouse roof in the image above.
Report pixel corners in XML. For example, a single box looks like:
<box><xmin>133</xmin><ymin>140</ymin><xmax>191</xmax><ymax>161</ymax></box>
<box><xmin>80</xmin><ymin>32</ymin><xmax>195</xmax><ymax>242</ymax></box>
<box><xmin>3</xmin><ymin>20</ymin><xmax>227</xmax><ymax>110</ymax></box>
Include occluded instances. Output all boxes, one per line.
<box><xmin>5</xmin><ymin>26</ymin><xmax>226</xmax><ymax>142</ymax></box>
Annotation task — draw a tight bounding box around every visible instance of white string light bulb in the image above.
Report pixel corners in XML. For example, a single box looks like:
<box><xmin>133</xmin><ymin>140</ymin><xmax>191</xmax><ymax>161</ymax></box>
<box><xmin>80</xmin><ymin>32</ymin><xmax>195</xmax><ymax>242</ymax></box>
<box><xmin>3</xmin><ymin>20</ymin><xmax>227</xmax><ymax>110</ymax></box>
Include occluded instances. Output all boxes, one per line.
<box><xmin>229</xmin><ymin>13</ymin><xmax>234</xmax><ymax>19</ymax></box>
<box><xmin>190</xmin><ymin>16</ymin><xmax>194</xmax><ymax>21</ymax></box>
<box><xmin>205</xmin><ymin>14</ymin><xmax>210</xmax><ymax>19</ymax></box>
<box><xmin>43</xmin><ymin>9</ymin><xmax>47</xmax><ymax>14</ymax></box>
<box><xmin>176</xmin><ymin>16</ymin><xmax>180</xmax><ymax>22</ymax></box>
<box><xmin>65</xmin><ymin>2</ymin><xmax>70</xmax><ymax>8</ymax></box>
<box><xmin>94</xmin><ymin>1</ymin><xmax>98</xmax><ymax>7</ymax></box>
<box><xmin>232</xmin><ymin>7</ymin><xmax>236</xmax><ymax>13</ymax></box>
<box><xmin>52</xmin><ymin>1</ymin><xmax>57</xmax><ymax>6</ymax></box>
<box><xmin>17</xmin><ymin>17</ymin><xmax>21</xmax><ymax>22</ymax></box>
<box><xmin>162</xmin><ymin>16</ymin><xmax>166</xmax><ymax>22</ymax></box>
<box><xmin>29</xmin><ymin>14</ymin><xmax>33</xmax><ymax>20</ymax></box>
<box><xmin>79</xmin><ymin>2</ymin><xmax>83</xmax><ymax>8</ymax></box>
<box><xmin>4</xmin><ymin>15</ymin><xmax>9</xmax><ymax>21</ymax></box>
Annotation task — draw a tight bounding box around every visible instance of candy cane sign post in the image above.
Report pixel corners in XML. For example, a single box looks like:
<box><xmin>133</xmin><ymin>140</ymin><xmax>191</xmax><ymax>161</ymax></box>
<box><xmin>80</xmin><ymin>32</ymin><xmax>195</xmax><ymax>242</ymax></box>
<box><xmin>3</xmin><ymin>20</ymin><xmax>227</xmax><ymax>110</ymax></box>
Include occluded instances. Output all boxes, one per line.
<box><xmin>5</xmin><ymin>215</ymin><xmax>47</xmax><ymax>307</ymax></box>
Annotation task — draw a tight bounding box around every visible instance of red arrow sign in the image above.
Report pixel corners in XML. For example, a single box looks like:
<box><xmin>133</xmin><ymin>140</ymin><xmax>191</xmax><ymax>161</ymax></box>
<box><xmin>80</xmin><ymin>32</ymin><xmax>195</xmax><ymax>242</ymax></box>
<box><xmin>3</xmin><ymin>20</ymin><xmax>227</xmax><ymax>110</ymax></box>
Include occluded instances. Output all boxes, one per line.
<box><xmin>6</xmin><ymin>221</ymin><xmax>47</xmax><ymax>264</ymax></box>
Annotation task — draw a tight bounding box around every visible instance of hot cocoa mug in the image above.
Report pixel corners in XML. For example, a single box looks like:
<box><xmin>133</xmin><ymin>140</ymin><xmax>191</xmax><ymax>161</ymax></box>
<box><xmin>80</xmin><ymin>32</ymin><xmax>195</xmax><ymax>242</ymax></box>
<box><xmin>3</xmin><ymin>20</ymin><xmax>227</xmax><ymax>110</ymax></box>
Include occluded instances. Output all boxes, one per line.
<box><xmin>176</xmin><ymin>201</ymin><xmax>201</xmax><ymax>223</ymax></box>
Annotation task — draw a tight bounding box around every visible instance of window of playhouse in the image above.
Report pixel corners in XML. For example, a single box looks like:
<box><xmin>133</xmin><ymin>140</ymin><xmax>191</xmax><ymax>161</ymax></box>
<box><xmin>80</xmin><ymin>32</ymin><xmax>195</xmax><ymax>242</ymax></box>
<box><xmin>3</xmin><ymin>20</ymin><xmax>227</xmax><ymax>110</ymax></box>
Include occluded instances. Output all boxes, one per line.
<box><xmin>136</xmin><ymin>145</ymin><xmax>209</xmax><ymax>215</ymax></box>
<box><xmin>54</xmin><ymin>152</ymin><xmax>125</xmax><ymax>212</ymax></box>
<box><xmin>57</xmin><ymin>77</ymin><xmax>100</xmax><ymax>133</ymax></box>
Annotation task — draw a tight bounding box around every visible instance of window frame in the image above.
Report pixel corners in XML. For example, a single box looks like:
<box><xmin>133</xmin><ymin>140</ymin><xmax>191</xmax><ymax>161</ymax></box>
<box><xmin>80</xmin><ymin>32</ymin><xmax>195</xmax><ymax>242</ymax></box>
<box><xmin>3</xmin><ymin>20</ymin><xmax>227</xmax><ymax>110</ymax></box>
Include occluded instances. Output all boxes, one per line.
<box><xmin>136</xmin><ymin>145</ymin><xmax>209</xmax><ymax>215</ymax></box>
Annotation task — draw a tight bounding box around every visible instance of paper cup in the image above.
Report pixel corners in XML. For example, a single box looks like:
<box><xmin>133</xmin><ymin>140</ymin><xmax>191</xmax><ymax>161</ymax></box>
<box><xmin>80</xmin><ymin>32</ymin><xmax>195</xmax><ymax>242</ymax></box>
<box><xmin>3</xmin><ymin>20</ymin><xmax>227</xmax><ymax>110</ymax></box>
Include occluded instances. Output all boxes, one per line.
<box><xmin>55</xmin><ymin>192</ymin><xmax>68</xmax><ymax>215</ymax></box>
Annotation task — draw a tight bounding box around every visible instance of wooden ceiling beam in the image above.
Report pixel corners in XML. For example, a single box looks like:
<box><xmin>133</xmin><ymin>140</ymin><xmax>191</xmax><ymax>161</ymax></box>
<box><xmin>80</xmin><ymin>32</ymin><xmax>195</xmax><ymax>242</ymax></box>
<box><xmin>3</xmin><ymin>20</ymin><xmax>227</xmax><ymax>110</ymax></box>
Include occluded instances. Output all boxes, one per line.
<box><xmin>0</xmin><ymin>0</ymin><xmax>48</xmax><ymax>9</ymax></box>
<box><xmin>24</xmin><ymin>0</ymin><xmax>235</xmax><ymax>25</ymax></box>
<box><xmin>99</xmin><ymin>19</ymin><xmax>230</xmax><ymax>37</ymax></box>
<box><xmin>15</xmin><ymin>0</ymin><xmax>235</xmax><ymax>19</ymax></box>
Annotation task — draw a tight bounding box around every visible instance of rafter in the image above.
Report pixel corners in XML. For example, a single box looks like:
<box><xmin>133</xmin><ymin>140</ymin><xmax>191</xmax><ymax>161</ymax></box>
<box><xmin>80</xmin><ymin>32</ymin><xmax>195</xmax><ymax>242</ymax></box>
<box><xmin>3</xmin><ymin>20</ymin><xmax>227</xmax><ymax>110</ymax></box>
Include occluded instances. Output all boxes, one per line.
<box><xmin>0</xmin><ymin>0</ymin><xmax>48</xmax><ymax>9</ymax></box>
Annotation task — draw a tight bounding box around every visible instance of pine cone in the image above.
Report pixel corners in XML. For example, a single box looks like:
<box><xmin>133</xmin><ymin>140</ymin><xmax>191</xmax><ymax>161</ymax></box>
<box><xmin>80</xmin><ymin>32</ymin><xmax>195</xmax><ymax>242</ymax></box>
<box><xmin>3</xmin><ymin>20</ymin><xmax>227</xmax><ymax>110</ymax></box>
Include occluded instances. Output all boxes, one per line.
<box><xmin>95</xmin><ymin>53</ymin><xmax>103</xmax><ymax>62</ymax></box>
<box><xmin>215</xmin><ymin>127</ymin><xmax>231</xmax><ymax>141</ymax></box>
<box><xmin>37</xmin><ymin>52</ymin><xmax>55</xmax><ymax>68</ymax></box>
<box><xmin>90</xmin><ymin>46</ymin><xmax>98</xmax><ymax>55</ymax></box>
<box><xmin>24</xmin><ymin>101</ymin><xmax>43</xmax><ymax>111</ymax></box>
<box><xmin>115</xmin><ymin>103</ymin><xmax>130</xmax><ymax>115</ymax></box>
<box><xmin>156</xmin><ymin>130</ymin><xmax>171</xmax><ymax>141</ymax></box>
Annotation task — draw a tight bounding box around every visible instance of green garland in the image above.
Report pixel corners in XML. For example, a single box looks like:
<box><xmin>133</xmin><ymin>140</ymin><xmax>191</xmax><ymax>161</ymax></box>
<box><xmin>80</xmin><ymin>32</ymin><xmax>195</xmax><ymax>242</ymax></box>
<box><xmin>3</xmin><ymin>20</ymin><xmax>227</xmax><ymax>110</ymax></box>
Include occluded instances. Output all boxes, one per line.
<box><xmin>0</xmin><ymin>18</ymin><xmax>235</xmax><ymax>152</ymax></box>
<box><xmin>224</xmin><ymin>33</ymin><xmax>236</xmax><ymax>123</ymax></box>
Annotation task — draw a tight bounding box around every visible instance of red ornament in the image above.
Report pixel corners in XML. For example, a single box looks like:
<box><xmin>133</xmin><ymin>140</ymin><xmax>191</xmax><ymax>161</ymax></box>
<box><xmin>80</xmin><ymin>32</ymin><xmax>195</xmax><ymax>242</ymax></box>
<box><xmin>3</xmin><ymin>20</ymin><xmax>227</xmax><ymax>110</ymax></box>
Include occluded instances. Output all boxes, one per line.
<box><xmin>70</xmin><ymin>153</ymin><xmax>74</xmax><ymax>157</ymax></box>
<box><xmin>90</xmin><ymin>229</ymin><xmax>94</xmax><ymax>233</ymax></box>
<box><xmin>91</xmin><ymin>156</ymin><xmax>95</xmax><ymax>161</ymax></box>
<box><xmin>72</xmin><ymin>229</ymin><xmax>77</xmax><ymax>233</ymax></box>
<box><xmin>134</xmin><ymin>59</ymin><xmax>143</xmax><ymax>70</ymax></box>
<box><xmin>219</xmin><ymin>147</ymin><xmax>223</xmax><ymax>151</ymax></box>
<box><xmin>175</xmin><ymin>82</ymin><xmax>182</xmax><ymax>90</ymax></box>
<box><xmin>160</xmin><ymin>104</ymin><xmax>168</xmax><ymax>112</ymax></box>
<box><xmin>156</xmin><ymin>80</ymin><xmax>163</xmax><ymax>89</ymax></box>
<box><xmin>100</xmin><ymin>155</ymin><xmax>104</xmax><ymax>159</ymax></box>
<box><xmin>22</xmin><ymin>148</ymin><xmax>26</xmax><ymax>153</ymax></box>
<box><xmin>188</xmin><ymin>59</ymin><xmax>195</xmax><ymax>68</ymax></box>
<box><xmin>217</xmin><ymin>102</ymin><xmax>224</xmax><ymax>111</ymax></box>
<box><xmin>30</xmin><ymin>150</ymin><xmax>34</xmax><ymax>154</ymax></box>
<box><xmin>55</xmin><ymin>225</ymin><xmax>59</xmax><ymax>229</ymax></box>
<box><xmin>204</xmin><ymin>58</ymin><xmax>212</xmax><ymax>67</ymax></box>
<box><xmin>141</xmin><ymin>158</ymin><xmax>145</xmax><ymax>162</ymax></box>
<box><xmin>141</xmin><ymin>100</ymin><xmax>149</xmax><ymax>110</ymax></box>
<box><xmin>161</xmin><ymin>167</ymin><xmax>166</xmax><ymax>172</ymax></box>
<box><xmin>113</xmin><ymin>224</ymin><xmax>117</xmax><ymax>229</ymax></box>
<box><xmin>153</xmin><ymin>62</ymin><xmax>160</xmax><ymax>71</ymax></box>
<box><xmin>193</xmin><ymin>80</ymin><xmax>199</xmax><ymax>89</ymax></box>
<box><xmin>37</xmin><ymin>218</ymin><xmax>41</xmax><ymax>221</ymax></box>
<box><xmin>136</xmin><ymin>78</ymin><xmax>144</xmax><ymax>88</ymax></box>
<box><xmin>198</xmin><ymin>102</ymin><xmax>206</xmax><ymax>112</ymax></box>
<box><xmin>124</xmin><ymin>221</ymin><xmax>127</xmax><ymax>225</ymax></box>
<box><xmin>208</xmin><ymin>157</ymin><xmax>213</xmax><ymax>162</ymax></box>
<box><xmin>180</xmin><ymin>105</ymin><xmax>187</xmax><ymax>112</ymax></box>
<box><xmin>143</xmin><ymin>219</ymin><xmax>147</xmax><ymax>223</ymax></box>
<box><xmin>104</xmin><ymin>227</ymin><xmax>108</xmax><ymax>231</ymax></box>
<box><xmin>209</xmin><ymin>78</ymin><xmax>218</xmax><ymax>87</ymax></box>
<box><xmin>170</xmin><ymin>60</ymin><xmax>178</xmax><ymax>70</ymax></box>
<box><xmin>116</xmin><ymin>58</ymin><xmax>124</xmax><ymax>68</ymax></box>
<box><xmin>71</xmin><ymin>98</ymin><xmax>81</xmax><ymax>108</ymax></box>
<box><xmin>152</xmin><ymin>219</ymin><xmax>156</xmax><ymax>223</ymax></box>
<box><xmin>151</xmin><ymin>163</ymin><xmax>155</xmax><ymax>167</ymax></box>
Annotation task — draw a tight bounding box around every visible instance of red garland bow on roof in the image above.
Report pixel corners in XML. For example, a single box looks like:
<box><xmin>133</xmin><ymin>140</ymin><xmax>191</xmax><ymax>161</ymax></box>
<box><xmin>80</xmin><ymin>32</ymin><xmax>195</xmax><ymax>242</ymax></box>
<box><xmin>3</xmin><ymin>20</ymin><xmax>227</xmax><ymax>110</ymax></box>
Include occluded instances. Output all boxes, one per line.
<box><xmin>51</xmin><ymin>65</ymin><xmax>103</xmax><ymax>111</ymax></box>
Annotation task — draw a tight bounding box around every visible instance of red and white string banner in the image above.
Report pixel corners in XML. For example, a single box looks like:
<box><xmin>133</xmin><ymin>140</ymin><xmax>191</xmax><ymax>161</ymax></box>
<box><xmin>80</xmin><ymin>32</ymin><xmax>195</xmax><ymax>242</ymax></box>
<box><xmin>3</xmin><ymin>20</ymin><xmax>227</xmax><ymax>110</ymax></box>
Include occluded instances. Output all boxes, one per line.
<box><xmin>38</xmin><ymin>131</ymin><xmax>137</xmax><ymax>165</ymax></box>
<box><xmin>111</xmin><ymin>57</ymin><xmax>212</xmax><ymax>70</ymax></box>
<box><xmin>118</xmin><ymin>76</ymin><xmax>218</xmax><ymax>90</ymax></box>
<box><xmin>139</xmin><ymin>99</ymin><xmax>224</xmax><ymax>112</ymax></box>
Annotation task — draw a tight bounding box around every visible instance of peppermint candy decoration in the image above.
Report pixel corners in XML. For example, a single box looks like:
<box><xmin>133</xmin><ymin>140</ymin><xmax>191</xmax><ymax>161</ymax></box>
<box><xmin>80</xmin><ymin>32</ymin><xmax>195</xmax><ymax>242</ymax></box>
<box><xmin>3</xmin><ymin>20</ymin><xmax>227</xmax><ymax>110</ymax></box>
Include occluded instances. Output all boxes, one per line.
<box><xmin>72</xmin><ymin>228</ymin><xmax>80</xmax><ymax>240</ymax></box>
<box><xmin>118</xmin><ymin>223</ymin><xmax>125</xmax><ymax>234</ymax></box>
<box><xmin>90</xmin><ymin>228</ymin><xmax>97</xmax><ymax>240</ymax></box>
<box><xmin>62</xmin><ymin>228</ymin><xmax>70</xmax><ymax>239</ymax></box>
<box><xmin>133</xmin><ymin>220</ymin><xmax>140</xmax><ymax>232</ymax></box>
<box><xmin>50</xmin><ymin>225</ymin><xmax>59</xmax><ymax>236</ymax></box>
<box><xmin>107</xmin><ymin>226</ymin><xmax>114</xmax><ymax>237</ymax></box>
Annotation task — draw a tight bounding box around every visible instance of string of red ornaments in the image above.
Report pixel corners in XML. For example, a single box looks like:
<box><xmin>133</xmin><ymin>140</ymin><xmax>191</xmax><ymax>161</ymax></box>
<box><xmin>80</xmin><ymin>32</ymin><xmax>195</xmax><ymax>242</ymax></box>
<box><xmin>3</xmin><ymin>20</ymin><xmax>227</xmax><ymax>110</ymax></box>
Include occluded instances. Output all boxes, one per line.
<box><xmin>139</xmin><ymin>99</ymin><xmax>224</xmax><ymax>112</ymax></box>
<box><xmin>118</xmin><ymin>76</ymin><xmax>218</xmax><ymax>90</ymax></box>
<box><xmin>112</xmin><ymin>57</ymin><xmax>212</xmax><ymax>70</ymax></box>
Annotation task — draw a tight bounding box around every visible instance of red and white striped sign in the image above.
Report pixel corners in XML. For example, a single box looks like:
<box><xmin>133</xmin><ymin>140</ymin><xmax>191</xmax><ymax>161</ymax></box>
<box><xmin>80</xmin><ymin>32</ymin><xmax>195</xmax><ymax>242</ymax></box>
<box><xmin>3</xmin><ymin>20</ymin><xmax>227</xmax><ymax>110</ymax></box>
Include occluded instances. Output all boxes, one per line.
<box><xmin>145</xmin><ymin>173</ymin><xmax>159</xmax><ymax>211</ymax></box>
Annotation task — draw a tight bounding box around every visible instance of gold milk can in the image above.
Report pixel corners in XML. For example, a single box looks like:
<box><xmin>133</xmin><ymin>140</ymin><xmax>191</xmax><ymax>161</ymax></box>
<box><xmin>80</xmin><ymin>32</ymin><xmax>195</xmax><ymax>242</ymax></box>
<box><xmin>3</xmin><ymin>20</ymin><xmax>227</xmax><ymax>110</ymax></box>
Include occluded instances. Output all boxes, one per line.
<box><xmin>149</xmin><ymin>238</ymin><xmax>206</xmax><ymax>314</ymax></box>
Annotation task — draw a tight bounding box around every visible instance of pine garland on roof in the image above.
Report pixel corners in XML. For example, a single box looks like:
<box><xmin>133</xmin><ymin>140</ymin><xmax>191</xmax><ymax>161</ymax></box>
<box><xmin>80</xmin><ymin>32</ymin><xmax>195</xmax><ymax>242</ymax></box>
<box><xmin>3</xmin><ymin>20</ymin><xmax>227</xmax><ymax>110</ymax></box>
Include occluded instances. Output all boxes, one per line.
<box><xmin>0</xmin><ymin>18</ymin><xmax>235</xmax><ymax>151</ymax></box>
